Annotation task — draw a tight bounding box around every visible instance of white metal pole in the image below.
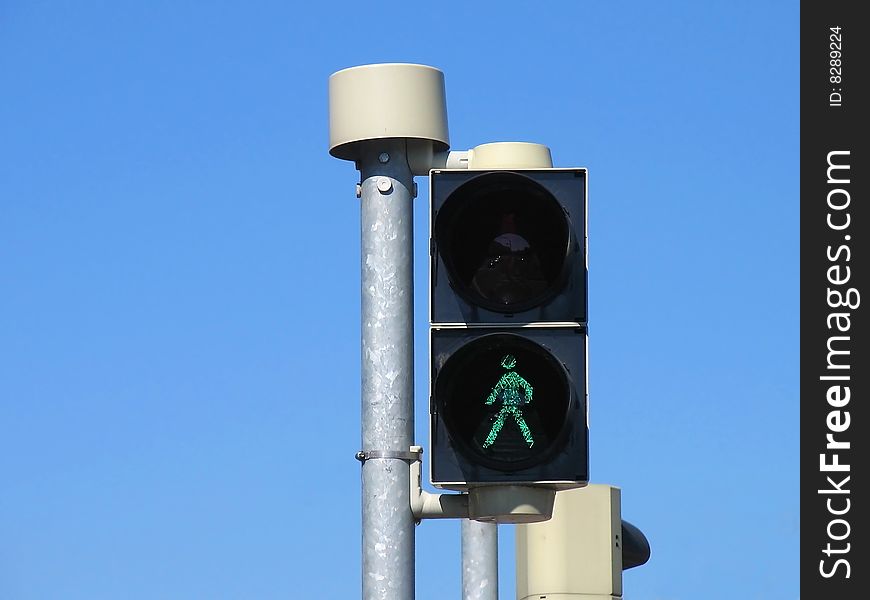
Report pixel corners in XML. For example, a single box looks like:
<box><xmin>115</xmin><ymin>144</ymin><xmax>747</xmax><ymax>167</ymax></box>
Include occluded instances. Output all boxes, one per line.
<box><xmin>462</xmin><ymin>520</ymin><xmax>499</xmax><ymax>600</ymax></box>
<box><xmin>358</xmin><ymin>139</ymin><xmax>417</xmax><ymax>600</ymax></box>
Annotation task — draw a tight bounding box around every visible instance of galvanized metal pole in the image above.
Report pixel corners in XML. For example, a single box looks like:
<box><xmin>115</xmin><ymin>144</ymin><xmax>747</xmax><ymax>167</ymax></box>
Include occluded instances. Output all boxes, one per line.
<box><xmin>462</xmin><ymin>520</ymin><xmax>499</xmax><ymax>600</ymax></box>
<box><xmin>359</xmin><ymin>139</ymin><xmax>416</xmax><ymax>600</ymax></box>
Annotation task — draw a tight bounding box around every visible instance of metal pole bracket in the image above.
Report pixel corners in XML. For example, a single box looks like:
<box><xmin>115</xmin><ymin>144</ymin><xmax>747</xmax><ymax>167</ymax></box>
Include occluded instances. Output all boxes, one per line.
<box><xmin>407</xmin><ymin>445</ymin><xmax>469</xmax><ymax>522</ymax></box>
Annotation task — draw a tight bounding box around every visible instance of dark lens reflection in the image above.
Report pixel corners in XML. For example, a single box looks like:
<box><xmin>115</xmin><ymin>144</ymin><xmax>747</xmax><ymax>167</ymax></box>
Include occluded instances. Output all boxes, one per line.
<box><xmin>470</xmin><ymin>212</ymin><xmax>549</xmax><ymax>307</ymax></box>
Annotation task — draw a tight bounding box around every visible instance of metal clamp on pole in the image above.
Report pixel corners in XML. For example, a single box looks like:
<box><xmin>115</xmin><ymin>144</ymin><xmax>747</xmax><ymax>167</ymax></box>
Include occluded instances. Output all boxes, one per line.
<box><xmin>355</xmin><ymin>449</ymin><xmax>422</xmax><ymax>463</ymax></box>
<box><xmin>408</xmin><ymin>445</ymin><xmax>469</xmax><ymax>522</ymax></box>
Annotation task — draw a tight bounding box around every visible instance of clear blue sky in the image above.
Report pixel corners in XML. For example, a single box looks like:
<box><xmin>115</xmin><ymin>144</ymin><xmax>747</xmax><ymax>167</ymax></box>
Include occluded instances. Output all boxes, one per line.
<box><xmin>0</xmin><ymin>2</ymin><xmax>798</xmax><ymax>598</ymax></box>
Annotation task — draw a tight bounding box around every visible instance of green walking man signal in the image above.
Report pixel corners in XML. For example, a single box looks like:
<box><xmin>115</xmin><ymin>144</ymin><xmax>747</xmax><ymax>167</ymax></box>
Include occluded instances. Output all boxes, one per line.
<box><xmin>482</xmin><ymin>354</ymin><xmax>535</xmax><ymax>449</ymax></box>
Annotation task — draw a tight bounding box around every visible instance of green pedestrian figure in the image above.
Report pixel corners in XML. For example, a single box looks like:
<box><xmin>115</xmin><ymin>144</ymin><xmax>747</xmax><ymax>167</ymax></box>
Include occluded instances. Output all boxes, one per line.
<box><xmin>482</xmin><ymin>354</ymin><xmax>535</xmax><ymax>449</ymax></box>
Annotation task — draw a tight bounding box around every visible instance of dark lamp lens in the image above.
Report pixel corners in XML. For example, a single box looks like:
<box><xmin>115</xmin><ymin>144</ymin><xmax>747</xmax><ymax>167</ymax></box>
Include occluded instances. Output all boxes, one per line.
<box><xmin>434</xmin><ymin>172</ymin><xmax>572</xmax><ymax>313</ymax></box>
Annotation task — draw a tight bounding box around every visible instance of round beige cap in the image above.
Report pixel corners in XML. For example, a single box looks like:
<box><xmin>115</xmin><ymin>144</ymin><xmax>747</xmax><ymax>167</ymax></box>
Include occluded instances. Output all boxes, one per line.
<box><xmin>329</xmin><ymin>63</ymin><xmax>450</xmax><ymax>160</ymax></box>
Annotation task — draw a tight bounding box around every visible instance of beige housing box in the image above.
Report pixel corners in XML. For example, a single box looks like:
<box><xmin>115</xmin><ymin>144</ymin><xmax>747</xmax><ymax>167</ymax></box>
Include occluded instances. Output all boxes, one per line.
<box><xmin>516</xmin><ymin>485</ymin><xmax>623</xmax><ymax>600</ymax></box>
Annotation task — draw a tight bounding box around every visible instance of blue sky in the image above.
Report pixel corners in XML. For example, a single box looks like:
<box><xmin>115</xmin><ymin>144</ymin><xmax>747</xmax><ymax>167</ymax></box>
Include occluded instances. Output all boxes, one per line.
<box><xmin>0</xmin><ymin>2</ymin><xmax>798</xmax><ymax>599</ymax></box>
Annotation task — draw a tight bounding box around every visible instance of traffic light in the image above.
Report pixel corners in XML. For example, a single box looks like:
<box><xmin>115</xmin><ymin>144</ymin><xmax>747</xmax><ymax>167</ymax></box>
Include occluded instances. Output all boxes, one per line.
<box><xmin>429</xmin><ymin>167</ymin><xmax>588</xmax><ymax>489</ymax></box>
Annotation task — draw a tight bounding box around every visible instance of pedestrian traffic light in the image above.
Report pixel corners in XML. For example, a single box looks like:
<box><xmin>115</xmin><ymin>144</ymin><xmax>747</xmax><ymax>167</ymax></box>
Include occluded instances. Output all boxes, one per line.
<box><xmin>429</xmin><ymin>167</ymin><xmax>588</xmax><ymax>489</ymax></box>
